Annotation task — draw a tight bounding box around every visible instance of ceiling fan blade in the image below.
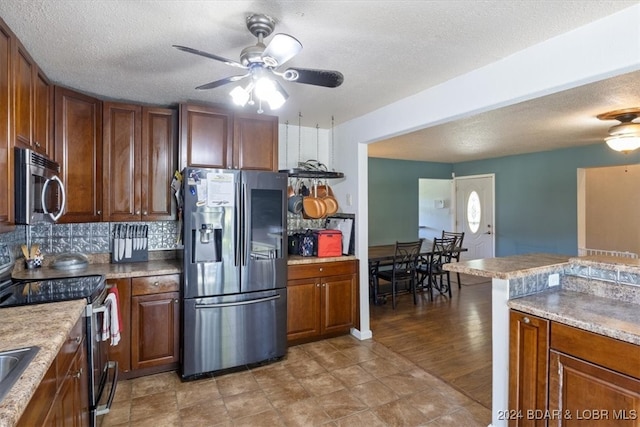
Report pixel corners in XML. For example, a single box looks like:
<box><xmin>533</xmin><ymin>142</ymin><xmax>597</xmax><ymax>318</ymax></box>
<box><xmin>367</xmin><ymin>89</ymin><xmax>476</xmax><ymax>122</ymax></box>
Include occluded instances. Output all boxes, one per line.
<box><xmin>262</xmin><ymin>34</ymin><xmax>302</xmax><ymax>67</ymax></box>
<box><xmin>195</xmin><ymin>74</ymin><xmax>250</xmax><ymax>90</ymax></box>
<box><xmin>173</xmin><ymin>45</ymin><xmax>247</xmax><ymax>69</ymax></box>
<box><xmin>282</xmin><ymin>67</ymin><xmax>344</xmax><ymax>88</ymax></box>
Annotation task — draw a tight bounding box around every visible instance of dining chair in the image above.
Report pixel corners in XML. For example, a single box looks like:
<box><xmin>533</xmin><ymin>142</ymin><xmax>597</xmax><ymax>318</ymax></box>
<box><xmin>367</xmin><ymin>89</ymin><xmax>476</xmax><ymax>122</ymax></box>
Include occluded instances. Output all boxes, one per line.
<box><xmin>442</xmin><ymin>231</ymin><xmax>465</xmax><ymax>288</ymax></box>
<box><xmin>375</xmin><ymin>239</ymin><xmax>423</xmax><ymax>309</ymax></box>
<box><xmin>418</xmin><ymin>237</ymin><xmax>457</xmax><ymax>299</ymax></box>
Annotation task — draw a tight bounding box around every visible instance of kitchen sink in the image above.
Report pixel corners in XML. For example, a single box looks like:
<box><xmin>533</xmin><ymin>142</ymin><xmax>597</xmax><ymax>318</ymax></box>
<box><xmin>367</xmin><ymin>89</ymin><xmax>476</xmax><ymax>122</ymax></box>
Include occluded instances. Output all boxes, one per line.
<box><xmin>0</xmin><ymin>346</ymin><xmax>39</xmax><ymax>402</ymax></box>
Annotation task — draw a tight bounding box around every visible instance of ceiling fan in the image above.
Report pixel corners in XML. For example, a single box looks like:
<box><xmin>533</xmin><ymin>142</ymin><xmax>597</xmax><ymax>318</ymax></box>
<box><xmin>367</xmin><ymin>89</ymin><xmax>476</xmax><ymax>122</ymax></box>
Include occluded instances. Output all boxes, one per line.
<box><xmin>173</xmin><ymin>14</ymin><xmax>344</xmax><ymax>111</ymax></box>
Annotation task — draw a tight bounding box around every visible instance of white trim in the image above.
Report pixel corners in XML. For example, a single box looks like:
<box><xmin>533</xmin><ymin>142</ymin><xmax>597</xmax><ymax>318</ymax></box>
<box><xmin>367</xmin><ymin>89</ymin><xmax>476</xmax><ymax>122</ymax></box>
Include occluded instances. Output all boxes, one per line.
<box><xmin>453</xmin><ymin>173</ymin><xmax>496</xmax><ymax>258</ymax></box>
<box><xmin>350</xmin><ymin>327</ymin><xmax>373</xmax><ymax>340</ymax></box>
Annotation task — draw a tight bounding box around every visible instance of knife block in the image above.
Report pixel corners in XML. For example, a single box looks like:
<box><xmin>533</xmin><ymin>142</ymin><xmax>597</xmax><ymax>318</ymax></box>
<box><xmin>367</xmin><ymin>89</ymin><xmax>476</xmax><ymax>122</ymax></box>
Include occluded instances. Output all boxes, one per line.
<box><xmin>111</xmin><ymin>223</ymin><xmax>149</xmax><ymax>264</ymax></box>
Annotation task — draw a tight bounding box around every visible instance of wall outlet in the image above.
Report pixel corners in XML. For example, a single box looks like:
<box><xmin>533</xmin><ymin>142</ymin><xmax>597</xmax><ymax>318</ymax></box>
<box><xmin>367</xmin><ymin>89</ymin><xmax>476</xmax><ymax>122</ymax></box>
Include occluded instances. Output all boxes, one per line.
<box><xmin>548</xmin><ymin>273</ymin><xmax>559</xmax><ymax>287</ymax></box>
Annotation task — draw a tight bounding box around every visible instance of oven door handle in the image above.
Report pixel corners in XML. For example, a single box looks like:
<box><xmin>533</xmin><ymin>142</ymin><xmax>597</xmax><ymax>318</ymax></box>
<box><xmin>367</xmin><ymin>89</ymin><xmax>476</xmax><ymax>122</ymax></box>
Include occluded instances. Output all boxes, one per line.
<box><xmin>95</xmin><ymin>361</ymin><xmax>119</xmax><ymax>416</ymax></box>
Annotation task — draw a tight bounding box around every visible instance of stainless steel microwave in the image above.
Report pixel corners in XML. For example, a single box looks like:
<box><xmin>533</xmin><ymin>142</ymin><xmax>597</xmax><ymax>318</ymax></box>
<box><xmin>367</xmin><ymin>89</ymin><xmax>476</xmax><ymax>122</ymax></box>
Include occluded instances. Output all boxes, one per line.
<box><xmin>14</xmin><ymin>147</ymin><xmax>66</xmax><ymax>224</ymax></box>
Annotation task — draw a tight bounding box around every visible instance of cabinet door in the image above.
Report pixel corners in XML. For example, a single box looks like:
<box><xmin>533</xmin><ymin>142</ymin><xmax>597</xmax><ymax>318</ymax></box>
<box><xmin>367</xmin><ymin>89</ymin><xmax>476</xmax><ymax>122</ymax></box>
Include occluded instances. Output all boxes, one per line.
<box><xmin>549</xmin><ymin>350</ymin><xmax>640</xmax><ymax>427</ymax></box>
<box><xmin>141</xmin><ymin>106</ymin><xmax>177</xmax><ymax>220</ymax></box>
<box><xmin>58</xmin><ymin>344</ymin><xmax>89</xmax><ymax>427</ymax></box>
<box><xmin>131</xmin><ymin>291</ymin><xmax>180</xmax><ymax>370</ymax></box>
<box><xmin>233</xmin><ymin>113</ymin><xmax>278</xmax><ymax>171</ymax></box>
<box><xmin>321</xmin><ymin>273</ymin><xmax>357</xmax><ymax>335</ymax></box>
<box><xmin>179</xmin><ymin>103</ymin><xmax>232</xmax><ymax>169</ymax></box>
<box><xmin>508</xmin><ymin>310</ymin><xmax>549</xmax><ymax>427</ymax></box>
<box><xmin>0</xmin><ymin>22</ymin><xmax>12</xmax><ymax>227</ymax></box>
<box><xmin>16</xmin><ymin>359</ymin><xmax>57</xmax><ymax>427</ymax></box>
<box><xmin>103</xmin><ymin>101</ymin><xmax>141</xmax><ymax>221</ymax></box>
<box><xmin>34</xmin><ymin>68</ymin><xmax>52</xmax><ymax>157</ymax></box>
<box><xmin>287</xmin><ymin>278</ymin><xmax>322</xmax><ymax>342</ymax></box>
<box><xmin>106</xmin><ymin>278</ymin><xmax>132</xmax><ymax>374</ymax></box>
<box><xmin>13</xmin><ymin>40</ymin><xmax>33</xmax><ymax>150</ymax></box>
<box><xmin>54</xmin><ymin>86</ymin><xmax>103</xmax><ymax>223</ymax></box>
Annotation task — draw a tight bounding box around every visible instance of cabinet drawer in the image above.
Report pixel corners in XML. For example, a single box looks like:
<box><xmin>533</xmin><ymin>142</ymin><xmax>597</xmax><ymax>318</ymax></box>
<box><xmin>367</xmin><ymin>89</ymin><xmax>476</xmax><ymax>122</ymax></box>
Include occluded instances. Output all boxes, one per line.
<box><xmin>288</xmin><ymin>260</ymin><xmax>357</xmax><ymax>281</ymax></box>
<box><xmin>132</xmin><ymin>274</ymin><xmax>180</xmax><ymax>296</ymax></box>
<box><xmin>57</xmin><ymin>316</ymin><xmax>85</xmax><ymax>380</ymax></box>
<box><xmin>551</xmin><ymin>321</ymin><xmax>640</xmax><ymax>379</ymax></box>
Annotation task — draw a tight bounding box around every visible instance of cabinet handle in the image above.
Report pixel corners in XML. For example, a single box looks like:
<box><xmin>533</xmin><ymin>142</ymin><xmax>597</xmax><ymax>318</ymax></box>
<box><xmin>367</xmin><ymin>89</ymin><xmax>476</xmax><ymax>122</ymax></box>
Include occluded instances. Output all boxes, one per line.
<box><xmin>75</xmin><ymin>336</ymin><xmax>82</xmax><ymax>344</ymax></box>
<box><xmin>316</xmin><ymin>284</ymin><xmax>320</xmax><ymax>287</ymax></box>
<box><xmin>174</xmin><ymin>299</ymin><xmax>179</xmax><ymax>304</ymax></box>
<box><xmin>322</xmin><ymin>283</ymin><xmax>326</xmax><ymax>287</ymax></box>
<box><xmin>143</xmin><ymin>211</ymin><xmax>147</xmax><ymax>215</ymax></box>
<box><xmin>34</xmin><ymin>141</ymin><xmax>40</xmax><ymax>148</ymax></box>
<box><xmin>136</xmin><ymin>210</ymin><xmax>141</xmax><ymax>215</ymax></box>
<box><xmin>523</xmin><ymin>316</ymin><xmax>530</xmax><ymax>324</ymax></box>
<box><xmin>73</xmin><ymin>368</ymin><xmax>83</xmax><ymax>379</ymax></box>
<box><xmin>319</xmin><ymin>268</ymin><xmax>323</xmax><ymax>272</ymax></box>
<box><xmin>153</xmin><ymin>282</ymin><xmax>160</xmax><ymax>287</ymax></box>
<box><xmin>97</xmin><ymin>210</ymin><xmax>102</xmax><ymax>215</ymax></box>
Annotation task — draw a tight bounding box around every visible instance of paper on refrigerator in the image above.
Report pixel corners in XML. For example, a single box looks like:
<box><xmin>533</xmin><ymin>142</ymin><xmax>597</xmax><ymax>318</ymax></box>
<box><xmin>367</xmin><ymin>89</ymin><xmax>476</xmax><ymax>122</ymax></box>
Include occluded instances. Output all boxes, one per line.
<box><xmin>206</xmin><ymin>173</ymin><xmax>235</xmax><ymax>207</ymax></box>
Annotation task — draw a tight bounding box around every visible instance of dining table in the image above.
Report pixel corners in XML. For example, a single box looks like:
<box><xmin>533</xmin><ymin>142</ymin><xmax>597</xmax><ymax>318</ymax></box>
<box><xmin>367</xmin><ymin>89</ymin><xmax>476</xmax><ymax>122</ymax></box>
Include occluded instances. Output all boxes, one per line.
<box><xmin>368</xmin><ymin>239</ymin><xmax>467</xmax><ymax>304</ymax></box>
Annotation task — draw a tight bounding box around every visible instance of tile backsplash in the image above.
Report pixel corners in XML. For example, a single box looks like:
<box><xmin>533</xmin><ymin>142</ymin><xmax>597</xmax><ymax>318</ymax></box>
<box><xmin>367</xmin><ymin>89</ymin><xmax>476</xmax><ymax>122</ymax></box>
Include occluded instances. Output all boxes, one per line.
<box><xmin>0</xmin><ymin>221</ymin><xmax>181</xmax><ymax>260</ymax></box>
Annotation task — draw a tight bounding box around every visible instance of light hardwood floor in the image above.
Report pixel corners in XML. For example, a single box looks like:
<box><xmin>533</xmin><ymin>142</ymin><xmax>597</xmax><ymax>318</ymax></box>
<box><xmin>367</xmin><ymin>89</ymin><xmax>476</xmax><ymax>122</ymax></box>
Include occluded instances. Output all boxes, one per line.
<box><xmin>370</xmin><ymin>273</ymin><xmax>493</xmax><ymax>410</ymax></box>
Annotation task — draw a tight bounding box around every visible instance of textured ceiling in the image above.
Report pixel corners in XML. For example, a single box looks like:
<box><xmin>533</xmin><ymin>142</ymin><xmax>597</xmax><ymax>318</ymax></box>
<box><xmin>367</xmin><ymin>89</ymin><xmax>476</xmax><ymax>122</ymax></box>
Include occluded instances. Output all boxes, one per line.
<box><xmin>0</xmin><ymin>1</ymin><xmax>638</xmax><ymax>162</ymax></box>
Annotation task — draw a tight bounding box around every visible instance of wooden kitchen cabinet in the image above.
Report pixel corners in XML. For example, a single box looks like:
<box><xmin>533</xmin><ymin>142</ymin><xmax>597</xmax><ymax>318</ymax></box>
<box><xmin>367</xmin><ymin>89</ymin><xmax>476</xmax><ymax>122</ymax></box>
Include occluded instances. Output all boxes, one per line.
<box><xmin>18</xmin><ymin>316</ymin><xmax>89</xmax><ymax>427</ymax></box>
<box><xmin>13</xmin><ymin>38</ymin><xmax>53</xmax><ymax>157</ymax></box>
<box><xmin>508</xmin><ymin>310</ymin><xmax>549</xmax><ymax>427</ymax></box>
<box><xmin>232</xmin><ymin>112</ymin><xmax>278</xmax><ymax>171</ymax></box>
<box><xmin>287</xmin><ymin>260</ymin><xmax>358</xmax><ymax>344</ymax></box>
<box><xmin>130</xmin><ymin>274</ymin><xmax>180</xmax><ymax>372</ymax></box>
<box><xmin>509</xmin><ymin>310</ymin><xmax>640</xmax><ymax>427</ymax></box>
<box><xmin>548</xmin><ymin>322</ymin><xmax>640</xmax><ymax>426</ymax></box>
<box><xmin>54</xmin><ymin>86</ymin><xmax>103</xmax><ymax>223</ymax></box>
<box><xmin>0</xmin><ymin>20</ymin><xmax>12</xmax><ymax>228</ymax></box>
<box><xmin>107</xmin><ymin>274</ymin><xmax>180</xmax><ymax>378</ymax></box>
<box><xmin>103</xmin><ymin>102</ymin><xmax>177</xmax><ymax>221</ymax></box>
<box><xmin>179</xmin><ymin>103</ymin><xmax>278</xmax><ymax>171</ymax></box>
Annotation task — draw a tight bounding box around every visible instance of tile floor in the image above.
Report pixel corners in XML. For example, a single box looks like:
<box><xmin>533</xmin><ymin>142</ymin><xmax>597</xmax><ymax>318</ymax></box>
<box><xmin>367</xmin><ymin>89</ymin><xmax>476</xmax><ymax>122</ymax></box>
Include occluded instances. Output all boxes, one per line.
<box><xmin>101</xmin><ymin>335</ymin><xmax>491</xmax><ymax>426</ymax></box>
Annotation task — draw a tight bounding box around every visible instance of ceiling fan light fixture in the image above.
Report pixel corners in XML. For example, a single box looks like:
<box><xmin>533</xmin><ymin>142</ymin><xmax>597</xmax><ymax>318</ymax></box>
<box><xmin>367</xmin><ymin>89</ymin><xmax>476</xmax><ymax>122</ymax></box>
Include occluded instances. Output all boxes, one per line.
<box><xmin>597</xmin><ymin>108</ymin><xmax>640</xmax><ymax>153</ymax></box>
<box><xmin>230</xmin><ymin>83</ymin><xmax>252</xmax><ymax>106</ymax></box>
<box><xmin>605</xmin><ymin>135</ymin><xmax>640</xmax><ymax>152</ymax></box>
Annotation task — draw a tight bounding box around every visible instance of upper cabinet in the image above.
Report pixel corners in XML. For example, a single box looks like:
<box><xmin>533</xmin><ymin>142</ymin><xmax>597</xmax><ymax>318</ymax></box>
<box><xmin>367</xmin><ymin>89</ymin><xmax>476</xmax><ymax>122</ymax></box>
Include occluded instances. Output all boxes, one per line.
<box><xmin>179</xmin><ymin>103</ymin><xmax>278</xmax><ymax>171</ymax></box>
<box><xmin>0</xmin><ymin>20</ymin><xmax>12</xmax><ymax>228</ymax></box>
<box><xmin>14</xmin><ymin>39</ymin><xmax>52</xmax><ymax>157</ymax></box>
<box><xmin>54</xmin><ymin>86</ymin><xmax>103</xmax><ymax>223</ymax></box>
<box><xmin>103</xmin><ymin>102</ymin><xmax>177</xmax><ymax>222</ymax></box>
<box><xmin>233</xmin><ymin>112</ymin><xmax>278</xmax><ymax>171</ymax></box>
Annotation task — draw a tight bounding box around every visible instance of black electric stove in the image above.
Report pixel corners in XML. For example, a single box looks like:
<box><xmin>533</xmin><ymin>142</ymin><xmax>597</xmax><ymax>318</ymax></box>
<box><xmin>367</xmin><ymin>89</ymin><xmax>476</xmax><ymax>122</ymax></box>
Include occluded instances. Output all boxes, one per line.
<box><xmin>0</xmin><ymin>244</ymin><xmax>105</xmax><ymax>308</ymax></box>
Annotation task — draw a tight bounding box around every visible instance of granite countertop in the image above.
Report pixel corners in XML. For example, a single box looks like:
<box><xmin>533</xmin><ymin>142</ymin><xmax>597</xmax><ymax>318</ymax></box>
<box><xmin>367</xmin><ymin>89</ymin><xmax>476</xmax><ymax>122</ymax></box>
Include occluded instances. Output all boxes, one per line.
<box><xmin>444</xmin><ymin>253</ymin><xmax>571</xmax><ymax>279</ymax></box>
<box><xmin>508</xmin><ymin>287</ymin><xmax>640</xmax><ymax>345</ymax></box>
<box><xmin>0</xmin><ymin>300</ymin><xmax>86</xmax><ymax>427</ymax></box>
<box><xmin>288</xmin><ymin>255</ymin><xmax>357</xmax><ymax>265</ymax></box>
<box><xmin>12</xmin><ymin>258</ymin><xmax>182</xmax><ymax>281</ymax></box>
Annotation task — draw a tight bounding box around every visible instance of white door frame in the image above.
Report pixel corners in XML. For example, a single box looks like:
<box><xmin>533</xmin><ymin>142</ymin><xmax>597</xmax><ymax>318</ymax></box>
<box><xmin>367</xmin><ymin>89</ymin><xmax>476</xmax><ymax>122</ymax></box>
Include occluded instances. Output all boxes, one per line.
<box><xmin>453</xmin><ymin>173</ymin><xmax>496</xmax><ymax>259</ymax></box>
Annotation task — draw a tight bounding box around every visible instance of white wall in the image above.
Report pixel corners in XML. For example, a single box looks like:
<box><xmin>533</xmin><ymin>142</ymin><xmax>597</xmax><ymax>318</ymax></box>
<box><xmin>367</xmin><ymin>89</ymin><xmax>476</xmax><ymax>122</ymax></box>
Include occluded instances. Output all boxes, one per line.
<box><xmin>418</xmin><ymin>179</ymin><xmax>453</xmax><ymax>240</ymax></box>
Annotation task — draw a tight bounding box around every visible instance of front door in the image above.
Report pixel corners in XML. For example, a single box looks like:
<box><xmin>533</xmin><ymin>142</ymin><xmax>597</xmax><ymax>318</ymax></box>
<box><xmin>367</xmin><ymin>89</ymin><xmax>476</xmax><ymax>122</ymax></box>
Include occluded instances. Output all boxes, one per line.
<box><xmin>454</xmin><ymin>174</ymin><xmax>495</xmax><ymax>260</ymax></box>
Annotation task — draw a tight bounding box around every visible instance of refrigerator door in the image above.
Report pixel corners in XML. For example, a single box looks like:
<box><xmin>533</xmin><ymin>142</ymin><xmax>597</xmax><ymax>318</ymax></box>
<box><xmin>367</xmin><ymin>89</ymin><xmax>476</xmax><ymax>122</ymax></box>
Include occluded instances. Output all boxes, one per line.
<box><xmin>181</xmin><ymin>288</ymin><xmax>287</xmax><ymax>379</ymax></box>
<box><xmin>240</xmin><ymin>171</ymin><xmax>288</xmax><ymax>293</ymax></box>
<box><xmin>183</xmin><ymin>168</ymin><xmax>241</xmax><ymax>298</ymax></box>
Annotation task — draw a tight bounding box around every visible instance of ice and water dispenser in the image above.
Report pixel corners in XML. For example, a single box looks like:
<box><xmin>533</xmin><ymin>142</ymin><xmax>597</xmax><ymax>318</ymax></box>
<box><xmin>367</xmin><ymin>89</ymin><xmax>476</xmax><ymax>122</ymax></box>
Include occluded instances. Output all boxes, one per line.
<box><xmin>190</xmin><ymin>210</ymin><xmax>223</xmax><ymax>263</ymax></box>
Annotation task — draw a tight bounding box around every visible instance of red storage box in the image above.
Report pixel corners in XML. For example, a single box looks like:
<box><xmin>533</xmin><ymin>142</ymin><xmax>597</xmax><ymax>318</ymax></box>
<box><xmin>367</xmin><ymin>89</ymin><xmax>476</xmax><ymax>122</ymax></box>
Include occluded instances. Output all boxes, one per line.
<box><xmin>313</xmin><ymin>230</ymin><xmax>343</xmax><ymax>257</ymax></box>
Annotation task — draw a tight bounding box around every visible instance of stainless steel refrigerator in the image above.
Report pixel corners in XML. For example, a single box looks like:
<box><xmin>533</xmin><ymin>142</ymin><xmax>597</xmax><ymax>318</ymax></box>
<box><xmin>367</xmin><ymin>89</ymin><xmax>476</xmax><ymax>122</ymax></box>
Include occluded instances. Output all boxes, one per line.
<box><xmin>181</xmin><ymin>168</ymin><xmax>288</xmax><ymax>379</ymax></box>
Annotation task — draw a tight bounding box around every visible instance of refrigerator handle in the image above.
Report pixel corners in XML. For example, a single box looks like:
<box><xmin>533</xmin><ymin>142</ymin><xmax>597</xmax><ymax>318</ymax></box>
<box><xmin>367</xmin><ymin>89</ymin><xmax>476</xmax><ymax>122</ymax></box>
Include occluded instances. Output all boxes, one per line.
<box><xmin>242</xmin><ymin>181</ymin><xmax>249</xmax><ymax>266</ymax></box>
<box><xmin>234</xmin><ymin>180</ymin><xmax>241</xmax><ymax>267</ymax></box>
<box><xmin>195</xmin><ymin>294</ymin><xmax>281</xmax><ymax>309</ymax></box>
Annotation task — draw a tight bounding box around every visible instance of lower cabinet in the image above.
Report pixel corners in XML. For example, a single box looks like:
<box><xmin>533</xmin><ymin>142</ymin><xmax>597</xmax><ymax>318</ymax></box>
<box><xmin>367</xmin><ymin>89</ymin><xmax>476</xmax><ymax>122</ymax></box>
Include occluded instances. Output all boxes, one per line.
<box><xmin>18</xmin><ymin>316</ymin><xmax>89</xmax><ymax>427</ymax></box>
<box><xmin>287</xmin><ymin>260</ymin><xmax>358</xmax><ymax>344</ymax></box>
<box><xmin>107</xmin><ymin>274</ymin><xmax>180</xmax><ymax>378</ymax></box>
<box><xmin>509</xmin><ymin>309</ymin><xmax>640</xmax><ymax>427</ymax></box>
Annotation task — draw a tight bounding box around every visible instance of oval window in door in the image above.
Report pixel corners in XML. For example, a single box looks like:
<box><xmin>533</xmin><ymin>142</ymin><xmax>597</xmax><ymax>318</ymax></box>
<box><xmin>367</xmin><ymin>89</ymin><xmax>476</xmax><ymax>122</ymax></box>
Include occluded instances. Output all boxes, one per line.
<box><xmin>467</xmin><ymin>191</ymin><xmax>481</xmax><ymax>233</ymax></box>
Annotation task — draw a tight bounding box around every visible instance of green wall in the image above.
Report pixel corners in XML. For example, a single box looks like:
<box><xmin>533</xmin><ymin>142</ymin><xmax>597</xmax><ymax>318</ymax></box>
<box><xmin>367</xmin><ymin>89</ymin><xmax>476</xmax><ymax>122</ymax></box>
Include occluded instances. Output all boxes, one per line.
<box><xmin>369</xmin><ymin>143</ymin><xmax>640</xmax><ymax>255</ymax></box>
<box><xmin>368</xmin><ymin>157</ymin><xmax>452</xmax><ymax>245</ymax></box>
